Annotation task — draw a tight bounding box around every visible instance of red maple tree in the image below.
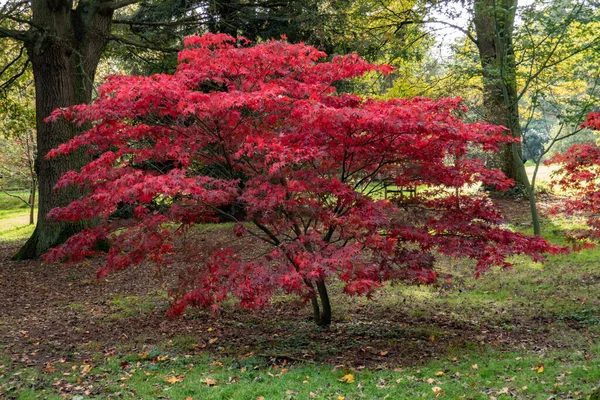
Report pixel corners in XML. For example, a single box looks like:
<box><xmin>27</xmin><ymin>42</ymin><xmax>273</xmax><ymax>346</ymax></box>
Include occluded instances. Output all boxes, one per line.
<box><xmin>45</xmin><ymin>34</ymin><xmax>556</xmax><ymax>325</ymax></box>
<box><xmin>547</xmin><ymin>112</ymin><xmax>600</xmax><ymax>241</ymax></box>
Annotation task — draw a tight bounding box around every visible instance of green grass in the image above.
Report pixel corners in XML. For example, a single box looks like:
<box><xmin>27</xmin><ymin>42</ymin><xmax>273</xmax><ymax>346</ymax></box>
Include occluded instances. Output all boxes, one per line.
<box><xmin>0</xmin><ymin>191</ymin><xmax>36</xmax><ymax>242</ymax></box>
<box><xmin>1</xmin><ymin>343</ymin><xmax>599</xmax><ymax>399</ymax></box>
<box><xmin>107</xmin><ymin>292</ymin><xmax>169</xmax><ymax>319</ymax></box>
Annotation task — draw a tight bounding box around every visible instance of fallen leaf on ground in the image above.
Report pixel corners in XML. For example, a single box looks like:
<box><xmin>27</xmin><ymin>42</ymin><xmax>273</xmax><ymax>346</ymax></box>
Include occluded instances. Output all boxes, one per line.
<box><xmin>203</xmin><ymin>378</ymin><xmax>217</xmax><ymax>386</ymax></box>
<box><xmin>339</xmin><ymin>373</ymin><xmax>355</xmax><ymax>383</ymax></box>
<box><xmin>80</xmin><ymin>364</ymin><xmax>93</xmax><ymax>375</ymax></box>
<box><xmin>164</xmin><ymin>375</ymin><xmax>184</xmax><ymax>384</ymax></box>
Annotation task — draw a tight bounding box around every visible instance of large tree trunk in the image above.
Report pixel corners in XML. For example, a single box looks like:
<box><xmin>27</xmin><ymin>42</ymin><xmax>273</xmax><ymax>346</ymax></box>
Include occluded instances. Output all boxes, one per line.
<box><xmin>473</xmin><ymin>0</ymin><xmax>528</xmax><ymax>186</ymax></box>
<box><xmin>13</xmin><ymin>0</ymin><xmax>113</xmax><ymax>259</ymax></box>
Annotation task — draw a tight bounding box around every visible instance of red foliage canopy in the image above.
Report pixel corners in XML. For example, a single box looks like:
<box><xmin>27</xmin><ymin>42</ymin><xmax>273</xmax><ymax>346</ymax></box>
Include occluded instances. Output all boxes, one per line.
<box><xmin>44</xmin><ymin>34</ymin><xmax>556</xmax><ymax>323</ymax></box>
<box><xmin>547</xmin><ymin>112</ymin><xmax>600</xmax><ymax>239</ymax></box>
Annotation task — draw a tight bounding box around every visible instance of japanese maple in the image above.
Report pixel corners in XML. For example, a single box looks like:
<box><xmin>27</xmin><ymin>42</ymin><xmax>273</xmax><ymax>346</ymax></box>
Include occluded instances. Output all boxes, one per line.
<box><xmin>45</xmin><ymin>33</ymin><xmax>556</xmax><ymax>326</ymax></box>
<box><xmin>547</xmin><ymin>112</ymin><xmax>600</xmax><ymax>240</ymax></box>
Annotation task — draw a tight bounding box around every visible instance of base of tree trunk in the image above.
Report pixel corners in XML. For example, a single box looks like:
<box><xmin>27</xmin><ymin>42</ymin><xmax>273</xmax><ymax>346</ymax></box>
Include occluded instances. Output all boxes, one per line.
<box><xmin>12</xmin><ymin>222</ymin><xmax>84</xmax><ymax>260</ymax></box>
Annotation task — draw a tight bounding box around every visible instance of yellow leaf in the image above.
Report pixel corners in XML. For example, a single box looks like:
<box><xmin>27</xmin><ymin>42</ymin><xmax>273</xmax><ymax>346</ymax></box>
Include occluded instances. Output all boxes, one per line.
<box><xmin>81</xmin><ymin>364</ymin><xmax>93</xmax><ymax>375</ymax></box>
<box><xmin>209</xmin><ymin>338</ymin><xmax>218</xmax><ymax>344</ymax></box>
<box><xmin>164</xmin><ymin>375</ymin><xmax>184</xmax><ymax>384</ymax></box>
<box><xmin>536</xmin><ymin>364</ymin><xmax>544</xmax><ymax>373</ymax></box>
<box><xmin>338</xmin><ymin>396</ymin><xmax>345</xmax><ymax>400</ymax></box>
<box><xmin>339</xmin><ymin>373</ymin><xmax>355</xmax><ymax>384</ymax></box>
<box><xmin>471</xmin><ymin>364</ymin><xmax>479</xmax><ymax>370</ymax></box>
<box><xmin>203</xmin><ymin>378</ymin><xmax>217</xmax><ymax>386</ymax></box>
<box><xmin>435</xmin><ymin>371</ymin><xmax>445</xmax><ymax>377</ymax></box>
<box><xmin>208</xmin><ymin>327</ymin><xmax>213</xmax><ymax>332</ymax></box>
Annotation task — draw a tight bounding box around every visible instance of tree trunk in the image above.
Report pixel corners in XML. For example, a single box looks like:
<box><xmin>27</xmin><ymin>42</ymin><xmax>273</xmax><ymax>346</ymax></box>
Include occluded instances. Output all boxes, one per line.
<box><xmin>473</xmin><ymin>0</ymin><xmax>528</xmax><ymax>187</ymax></box>
<box><xmin>309</xmin><ymin>279</ymin><xmax>332</xmax><ymax>326</ymax></box>
<box><xmin>29</xmin><ymin>181</ymin><xmax>36</xmax><ymax>225</ymax></box>
<box><xmin>13</xmin><ymin>0</ymin><xmax>114</xmax><ymax>259</ymax></box>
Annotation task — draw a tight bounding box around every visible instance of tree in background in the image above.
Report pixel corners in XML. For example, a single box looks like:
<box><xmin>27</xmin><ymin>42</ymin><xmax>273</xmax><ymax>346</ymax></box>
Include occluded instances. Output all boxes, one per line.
<box><xmin>0</xmin><ymin>38</ymin><xmax>37</xmax><ymax>225</ymax></box>
<box><xmin>45</xmin><ymin>35</ymin><xmax>557</xmax><ymax>325</ymax></box>
<box><xmin>423</xmin><ymin>0</ymin><xmax>600</xmax><ymax>235</ymax></box>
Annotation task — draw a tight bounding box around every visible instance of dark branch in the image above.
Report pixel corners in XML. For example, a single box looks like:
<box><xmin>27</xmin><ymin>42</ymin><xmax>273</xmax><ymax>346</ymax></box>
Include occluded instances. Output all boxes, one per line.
<box><xmin>0</xmin><ymin>58</ymin><xmax>30</xmax><ymax>93</ymax></box>
<box><xmin>0</xmin><ymin>27</ymin><xmax>31</xmax><ymax>42</ymax></box>
<box><xmin>0</xmin><ymin>44</ymin><xmax>25</xmax><ymax>80</ymax></box>
<box><xmin>98</xmin><ymin>0</ymin><xmax>140</xmax><ymax>11</ymax></box>
<box><xmin>109</xmin><ymin>34</ymin><xmax>180</xmax><ymax>53</ymax></box>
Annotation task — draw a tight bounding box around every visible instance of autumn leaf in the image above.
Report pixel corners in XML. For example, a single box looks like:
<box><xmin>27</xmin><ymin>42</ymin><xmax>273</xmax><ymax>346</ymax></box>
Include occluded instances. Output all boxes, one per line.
<box><xmin>203</xmin><ymin>377</ymin><xmax>217</xmax><ymax>386</ymax></box>
<box><xmin>339</xmin><ymin>373</ymin><xmax>355</xmax><ymax>384</ymax></box>
<box><xmin>536</xmin><ymin>362</ymin><xmax>544</xmax><ymax>373</ymax></box>
<box><xmin>80</xmin><ymin>364</ymin><xmax>93</xmax><ymax>375</ymax></box>
<box><xmin>209</xmin><ymin>338</ymin><xmax>218</xmax><ymax>344</ymax></box>
<box><xmin>44</xmin><ymin>363</ymin><xmax>56</xmax><ymax>374</ymax></box>
<box><xmin>164</xmin><ymin>375</ymin><xmax>184</xmax><ymax>384</ymax></box>
<box><xmin>435</xmin><ymin>371</ymin><xmax>445</xmax><ymax>377</ymax></box>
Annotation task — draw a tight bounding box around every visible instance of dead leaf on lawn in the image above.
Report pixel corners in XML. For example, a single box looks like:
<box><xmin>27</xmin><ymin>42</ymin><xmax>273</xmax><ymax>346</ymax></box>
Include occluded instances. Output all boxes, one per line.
<box><xmin>339</xmin><ymin>373</ymin><xmax>355</xmax><ymax>384</ymax></box>
<box><xmin>164</xmin><ymin>375</ymin><xmax>184</xmax><ymax>384</ymax></box>
<box><xmin>80</xmin><ymin>364</ymin><xmax>93</xmax><ymax>375</ymax></box>
<box><xmin>203</xmin><ymin>377</ymin><xmax>217</xmax><ymax>386</ymax></box>
<box><xmin>536</xmin><ymin>363</ymin><xmax>544</xmax><ymax>373</ymax></box>
<box><xmin>44</xmin><ymin>363</ymin><xmax>56</xmax><ymax>374</ymax></box>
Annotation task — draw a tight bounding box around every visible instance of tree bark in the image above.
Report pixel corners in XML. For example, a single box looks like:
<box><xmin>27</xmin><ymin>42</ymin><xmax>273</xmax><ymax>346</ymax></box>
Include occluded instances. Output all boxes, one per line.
<box><xmin>473</xmin><ymin>0</ymin><xmax>528</xmax><ymax>187</ymax></box>
<box><xmin>29</xmin><ymin>181</ymin><xmax>36</xmax><ymax>225</ymax></box>
<box><xmin>309</xmin><ymin>279</ymin><xmax>331</xmax><ymax>326</ymax></box>
<box><xmin>13</xmin><ymin>0</ymin><xmax>114</xmax><ymax>259</ymax></box>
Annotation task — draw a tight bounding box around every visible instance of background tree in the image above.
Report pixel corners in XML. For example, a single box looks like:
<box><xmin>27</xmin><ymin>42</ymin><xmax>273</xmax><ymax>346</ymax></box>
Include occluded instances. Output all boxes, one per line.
<box><xmin>0</xmin><ymin>36</ymin><xmax>37</xmax><ymax>225</ymax></box>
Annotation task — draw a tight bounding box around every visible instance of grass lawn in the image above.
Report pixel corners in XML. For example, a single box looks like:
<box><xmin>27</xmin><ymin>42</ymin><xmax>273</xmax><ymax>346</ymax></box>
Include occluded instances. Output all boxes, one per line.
<box><xmin>0</xmin><ymin>191</ymin><xmax>36</xmax><ymax>243</ymax></box>
<box><xmin>0</xmin><ymin>193</ymin><xmax>599</xmax><ymax>399</ymax></box>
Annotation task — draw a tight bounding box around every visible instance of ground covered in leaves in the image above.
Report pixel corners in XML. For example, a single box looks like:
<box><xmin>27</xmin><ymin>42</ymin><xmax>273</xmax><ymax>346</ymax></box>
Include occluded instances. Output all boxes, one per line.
<box><xmin>0</xmin><ymin>195</ymin><xmax>599</xmax><ymax>399</ymax></box>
